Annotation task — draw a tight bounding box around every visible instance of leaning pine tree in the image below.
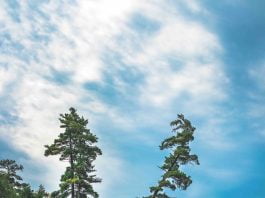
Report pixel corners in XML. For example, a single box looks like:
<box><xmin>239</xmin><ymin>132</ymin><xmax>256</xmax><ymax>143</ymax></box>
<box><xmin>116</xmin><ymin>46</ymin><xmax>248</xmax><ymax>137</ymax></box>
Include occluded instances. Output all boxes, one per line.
<box><xmin>44</xmin><ymin>107</ymin><xmax>102</xmax><ymax>198</ymax></box>
<box><xmin>145</xmin><ymin>114</ymin><xmax>199</xmax><ymax>198</ymax></box>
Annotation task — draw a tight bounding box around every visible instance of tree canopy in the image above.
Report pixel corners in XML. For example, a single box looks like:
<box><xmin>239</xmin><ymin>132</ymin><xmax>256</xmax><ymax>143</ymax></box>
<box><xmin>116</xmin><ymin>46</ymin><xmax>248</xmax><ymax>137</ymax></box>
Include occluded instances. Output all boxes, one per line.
<box><xmin>0</xmin><ymin>159</ymin><xmax>49</xmax><ymax>198</ymax></box>
<box><xmin>145</xmin><ymin>114</ymin><xmax>199</xmax><ymax>198</ymax></box>
<box><xmin>1</xmin><ymin>110</ymin><xmax>201</xmax><ymax>198</ymax></box>
<box><xmin>44</xmin><ymin>107</ymin><xmax>102</xmax><ymax>198</ymax></box>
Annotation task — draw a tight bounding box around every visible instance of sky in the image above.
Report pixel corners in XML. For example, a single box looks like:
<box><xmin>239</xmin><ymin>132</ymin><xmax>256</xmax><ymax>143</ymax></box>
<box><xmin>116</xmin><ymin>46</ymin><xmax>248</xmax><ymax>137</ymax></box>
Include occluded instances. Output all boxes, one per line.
<box><xmin>0</xmin><ymin>0</ymin><xmax>264</xmax><ymax>197</ymax></box>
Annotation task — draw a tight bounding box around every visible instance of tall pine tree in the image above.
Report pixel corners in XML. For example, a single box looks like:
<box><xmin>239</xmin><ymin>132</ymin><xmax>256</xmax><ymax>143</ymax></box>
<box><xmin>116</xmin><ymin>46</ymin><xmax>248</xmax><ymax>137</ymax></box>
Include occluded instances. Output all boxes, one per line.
<box><xmin>145</xmin><ymin>114</ymin><xmax>199</xmax><ymax>198</ymax></box>
<box><xmin>44</xmin><ymin>107</ymin><xmax>102</xmax><ymax>198</ymax></box>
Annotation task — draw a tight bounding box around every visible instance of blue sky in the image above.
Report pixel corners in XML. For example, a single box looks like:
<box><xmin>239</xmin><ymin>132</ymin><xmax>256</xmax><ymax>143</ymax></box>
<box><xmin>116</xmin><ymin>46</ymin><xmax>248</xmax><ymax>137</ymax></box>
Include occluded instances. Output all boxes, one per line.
<box><xmin>0</xmin><ymin>0</ymin><xmax>264</xmax><ymax>197</ymax></box>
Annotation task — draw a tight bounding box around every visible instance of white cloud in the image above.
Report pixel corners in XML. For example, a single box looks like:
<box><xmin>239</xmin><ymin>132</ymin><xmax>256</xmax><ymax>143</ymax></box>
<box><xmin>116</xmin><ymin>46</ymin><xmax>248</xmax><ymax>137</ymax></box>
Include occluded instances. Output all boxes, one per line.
<box><xmin>138</xmin><ymin>62</ymin><xmax>226</xmax><ymax>108</ymax></box>
<box><xmin>106</xmin><ymin>1</ymin><xmax>227</xmax><ymax>114</ymax></box>
<box><xmin>101</xmin><ymin>1</ymin><xmax>232</xmax><ymax>154</ymax></box>
<box><xmin>5</xmin><ymin>76</ymin><xmax>77</xmax><ymax>156</ymax></box>
<box><xmin>132</xmin><ymin>21</ymin><xmax>221</xmax><ymax>64</ymax></box>
<box><xmin>0</xmin><ymin>66</ymin><xmax>16</xmax><ymax>94</ymax></box>
<box><xmin>39</xmin><ymin>0</ymin><xmax>142</xmax><ymax>83</ymax></box>
<box><xmin>247</xmin><ymin>63</ymin><xmax>265</xmax><ymax>139</ymax></box>
<box><xmin>197</xmin><ymin>117</ymin><xmax>237</xmax><ymax>150</ymax></box>
<box><xmin>206</xmin><ymin>167</ymin><xmax>243</xmax><ymax>182</ymax></box>
<box><xmin>94</xmin><ymin>150</ymin><xmax>126</xmax><ymax>197</ymax></box>
<box><xmin>183</xmin><ymin>0</ymin><xmax>204</xmax><ymax>13</ymax></box>
<box><xmin>0</xmin><ymin>0</ymin><xmax>140</xmax><ymax>194</ymax></box>
<box><xmin>0</xmin><ymin>0</ymin><xmax>232</xmax><ymax>196</ymax></box>
<box><xmin>249</xmin><ymin>63</ymin><xmax>265</xmax><ymax>92</ymax></box>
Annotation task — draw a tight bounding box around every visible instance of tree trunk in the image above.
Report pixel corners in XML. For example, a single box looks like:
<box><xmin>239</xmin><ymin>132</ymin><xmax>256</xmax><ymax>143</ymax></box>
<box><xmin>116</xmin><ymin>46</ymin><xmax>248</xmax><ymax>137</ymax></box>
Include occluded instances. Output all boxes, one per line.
<box><xmin>77</xmin><ymin>183</ymin><xmax>81</xmax><ymax>198</ymax></box>
<box><xmin>69</xmin><ymin>130</ymin><xmax>75</xmax><ymax>198</ymax></box>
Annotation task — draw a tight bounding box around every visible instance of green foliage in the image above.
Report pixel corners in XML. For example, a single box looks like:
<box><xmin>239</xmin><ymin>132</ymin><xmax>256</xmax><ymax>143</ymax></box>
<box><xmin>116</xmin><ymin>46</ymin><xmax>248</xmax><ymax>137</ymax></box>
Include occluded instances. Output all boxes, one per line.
<box><xmin>18</xmin><ymin>183</ymin><xmax>35</xmax><ymax>198</ymax></box>
<box><xmin>44</xmin><ymin>107</ymin><xmax>102</xmax><ymax>198</ymax></box>
<box><xmin>35</xmin><ymin>184</ymin><xmax>49</xmax><ymax>198</ymax></box>
<box><xmin>0</xmin><ymin>159</ymin><xmax>49</xmax><ymax>198</ymax></box>
<box><xmin>0</xmin><ymin>159</ymin><xmax>24</xmax><ymax>187</ymax></box>
<box><xmin>145</xmin><ymin>114</ymin><xmax>199</xmax><ymax>198</ymax></box>
<box><xmin>50</xmin><ymin>190</ymin><xmax>60</xmax><ymax>198</ymax></box>
<box><xmin>0</xmin><ymin>173</ymin><xmax>18</xmax><ymax>197</ymax></box>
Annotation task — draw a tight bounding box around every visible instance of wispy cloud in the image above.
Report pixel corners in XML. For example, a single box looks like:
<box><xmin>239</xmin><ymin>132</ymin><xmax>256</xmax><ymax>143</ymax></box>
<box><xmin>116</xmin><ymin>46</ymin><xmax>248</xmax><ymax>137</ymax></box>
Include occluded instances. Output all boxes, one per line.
<box><xmin>0</xmin><ymin>0</ymin><xmax>255</xmax><ymax>197</ymax></box>
<box><xmin>247</xmin><ymin>62</ymin><xmax>265</xmax><ymax>140</ymax></box>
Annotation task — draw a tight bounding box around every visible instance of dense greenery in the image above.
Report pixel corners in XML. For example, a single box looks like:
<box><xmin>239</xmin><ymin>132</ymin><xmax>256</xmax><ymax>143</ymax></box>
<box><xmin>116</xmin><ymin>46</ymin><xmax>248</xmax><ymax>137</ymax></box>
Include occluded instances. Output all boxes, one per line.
<box><xmin>0</xmin><ymin>159</ymin><xmax>48</xmax><ymax>198</ymax></box>
<box><xmin>44</xmin><ymin>107</ymin><xmax>102</xmax><ymax>198</ymax></box>
<box><xmin>144</xmin><ymin>114</ymin><xmax>199</xmax><ymax>198</ymax></box>
<box><xmin>1</xmin><ymin>110</ymin><xmax>199</xmax><ymax>198</ymax></box>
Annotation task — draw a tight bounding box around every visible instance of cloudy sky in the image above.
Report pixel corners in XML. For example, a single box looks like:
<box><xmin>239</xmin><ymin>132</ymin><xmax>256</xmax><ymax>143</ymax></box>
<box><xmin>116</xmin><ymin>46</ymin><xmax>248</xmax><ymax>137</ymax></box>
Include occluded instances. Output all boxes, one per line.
<box><xmin>0</xmin><ymin>0</ymin><xmax>264</xmax><ymax>197</ymax></box>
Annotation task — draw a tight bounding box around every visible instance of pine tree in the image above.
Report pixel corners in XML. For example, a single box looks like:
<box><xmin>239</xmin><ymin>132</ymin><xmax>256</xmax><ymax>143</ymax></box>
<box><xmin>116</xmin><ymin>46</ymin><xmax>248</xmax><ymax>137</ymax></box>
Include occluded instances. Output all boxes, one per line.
<box><xmin>50</xmin><ymin>190</ymin><xmax>60</xmax><ymax>198</ymax></box>
<box><xmin>145</xmin><ymin>114</ymin><xmax>199</xmax><ymax>198</ymax></box>
<box><xmin>0</xmin><ymin>159</ymin><xmax>48</xmax><ymax>198</ymax></box>
<box><xmin>35</xmin><ymin>184</ymin><xmax>48</xmax><ymax>198</ymax></box>
<box><xmin>19</xmin><ymin>183</ymin><xmax>35</xmax><ymax>198</ymax></box>
<box><xmin>44</xmin><ymin>107</ymin><xmax>102</xmax><ymax>198</ymax></box>
<box><xmin>0</xmin><ymin>159</ymin><xmax>23</xmax><ymax>187</ymax></box>
<box><xmin>0</xmin><ymin>173</ymin><xmax>17</xmax><ymax>197</ymax></box>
